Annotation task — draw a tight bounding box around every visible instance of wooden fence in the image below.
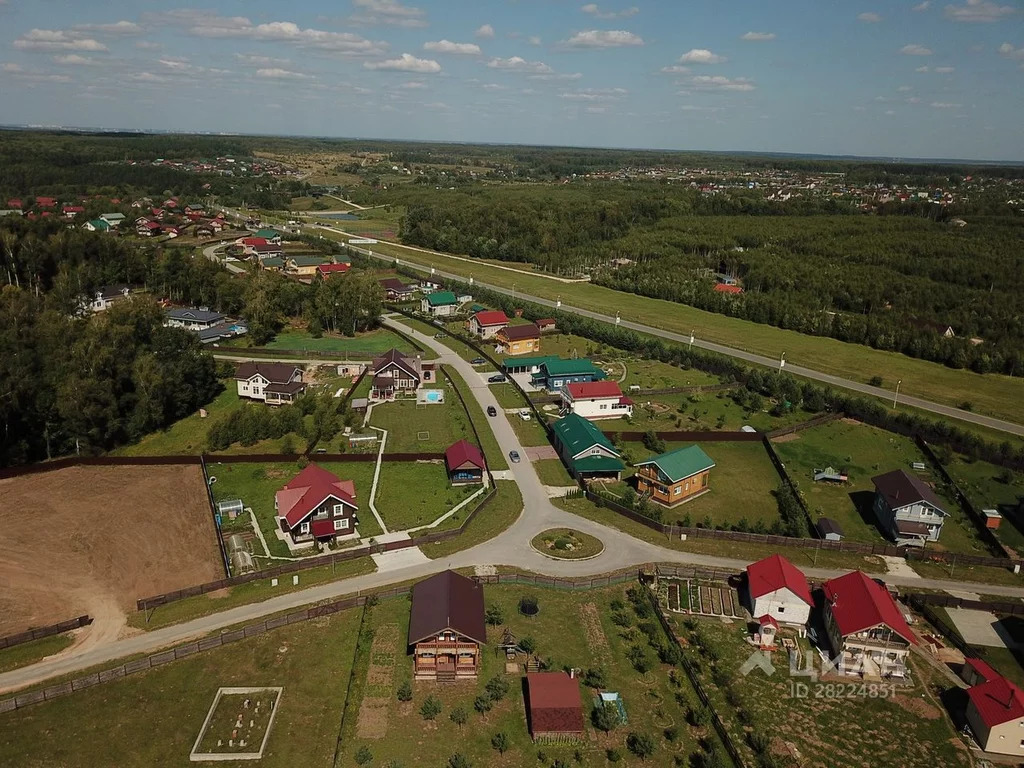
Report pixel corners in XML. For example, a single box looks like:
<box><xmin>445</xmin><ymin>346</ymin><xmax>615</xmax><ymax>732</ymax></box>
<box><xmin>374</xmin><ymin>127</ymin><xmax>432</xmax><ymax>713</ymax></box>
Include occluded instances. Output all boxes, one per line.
<box><xmin>0</xmin><ymin>616</ymin><xmax>92</xmax><ymax>651</ymax></box>
<box><xmin>764</xmin><ymin>411</ymin><xmax>845</xmax><ymax>439</ymax></box>
<box><xmin>609</xmin><ymin>430</ymin><xmax>763</xmax><ymax>443</ymax></box>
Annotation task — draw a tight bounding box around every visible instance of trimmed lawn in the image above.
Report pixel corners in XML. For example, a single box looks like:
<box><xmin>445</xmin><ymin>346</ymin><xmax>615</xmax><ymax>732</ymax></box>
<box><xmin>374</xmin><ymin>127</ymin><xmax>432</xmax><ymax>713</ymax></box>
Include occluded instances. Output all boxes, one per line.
<box><xmin>374</xmin><ymin>460</ymin><xmax>477</xmax><ymax>531</ymax></box>
<box><xmin>420</xmin><ymin>480</ymin><xmax>522</xmax><ymax>558</ymax></box>
<box><xmin>208</xmin><ymin>460</ymin><xmax>381</xmax><ymax>557</ymax></box>
<box><xmin>943</xmin><ymin>454</ymin><xmax>1024</xmax><ymax>553</ymax></box>
<box><xmin>444</xmin><ymin>366</ymin><xmax>508</xmax><ymax>471</ymax></box>
<box><xmin>531</xmin><ymin>528</ymin><xmax>604</xmax><ymax>559</ymax></box>
<box><xmin>533</xmin><ymin>458</ymin><xmax>574</xmax><ymax>486</ymax></box>
<box><xmin>773</xmin><ymin>420</ymin><xmax>989</xmax><ymax>555</ymax></box>
<box><xmin>257</xmin><ymin>328</ymin><xmax>414</xmax><ymax>356</ymax></box>
<box><xmin>369</xmin><ymin>385</ymin><xmax>474</xmax><ymax>453</ymax></box>
<box><xmin>0</xmin><ymin>608</ymin><xmax>362</xmax><ymax>768</ymax></box>
<box><xmin>509</xmin><ymin>413</ymin><xmax>552</xmax><ymax>446</ymax></box>
<box><xmin>492</xmin><ymin>382</ymin><xmax>531</xmax><ymax>409</ymax></box>
<box><xmin>0</xmin><ymin>634</ymin><xmax>73</xmax><ymax>675</ymax></box>
<box><xmin>342</xmin><ymin>583</ymin><xmax>705</xmax><ymax>768</ymax></box>
<box><xmin>674</xmin><ymin>616</ymin><xmax>970</xmax><ymax>768</ymax></box>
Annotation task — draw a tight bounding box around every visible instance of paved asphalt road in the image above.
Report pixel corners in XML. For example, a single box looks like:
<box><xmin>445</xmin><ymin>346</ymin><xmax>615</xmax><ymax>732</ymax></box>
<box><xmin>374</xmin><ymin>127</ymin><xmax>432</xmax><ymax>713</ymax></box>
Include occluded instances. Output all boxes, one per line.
<box><xmin>3</xmin><ymin>318</ymin><xmax>1024</xmax><ymax>694</ymax></box>
<box><xmin>327</xmin><ymin>231</ymin><xmax>1023</xmax><ymax>438</ymax></box>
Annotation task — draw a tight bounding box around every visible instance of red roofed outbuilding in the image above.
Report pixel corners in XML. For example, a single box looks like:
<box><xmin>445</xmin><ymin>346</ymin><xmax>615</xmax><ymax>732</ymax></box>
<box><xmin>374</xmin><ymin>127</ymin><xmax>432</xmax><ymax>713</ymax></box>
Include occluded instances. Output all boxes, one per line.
<box><xmin>444</xmin><ymin>439</ymin><xmax>485</xmax><ymax>486</ymax></box>
<box><xmin>274</xmin><ymin>463</ymin><xmax>358</xmax><ymax>548</ymax></box>
<box><xmin>317</xmin><ymin>263</ymin><xmax>351</xmax><ymax>279</ymax></box>
<box><xmin>36</xmin><ymin>196</ymin><xmax>57</xmax><ymax>208</ymax></box>
<box><xmin>745</xmin><ymin>554</ymin><xmax>814</xmax><ymax>626</ymax></box>
<box><xmin>469</xmin><ymin>310</ymin><xmax>509</xmax><ymax>339</ymax></box>
<box><xmin>822</xmin><ymin>570</ymin><xmax>915</xmax><ymax>678</ymax></box>
<box><xmin>966</xmin><ymin>669</ymin><xmax>1024</xmax><ymax>757</ymax></box>
<box><xmin>560</xmin><ymin>380</ymin><xmax>633</xmax><ymax>421</ymax></box>
<box><xmin>714</xmin><ymin>283</ymin><xmax>743</xmax><ymax>294</ymax></box>
<box><xmin>526</xmin><ymin>672</ymin><xmax>585</xmax><ymax>741</ymax></box>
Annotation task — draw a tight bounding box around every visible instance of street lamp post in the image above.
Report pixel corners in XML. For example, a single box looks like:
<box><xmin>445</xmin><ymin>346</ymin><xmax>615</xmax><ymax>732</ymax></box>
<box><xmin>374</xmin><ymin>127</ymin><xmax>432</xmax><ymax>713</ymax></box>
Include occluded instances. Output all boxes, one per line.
<box><xmin>779</xmin><ymin>352</ymin><xmax>786</xmax><ymax>372</ymax></box>
<box><xmin>689</xmin><ymin>329</ymin><xmax>694</xmax><ymax>349</ymax></box>
<box><xmin>893</xmin><ymin>379</ymin><xmax>902</xmax><ymax>409</ymax></box>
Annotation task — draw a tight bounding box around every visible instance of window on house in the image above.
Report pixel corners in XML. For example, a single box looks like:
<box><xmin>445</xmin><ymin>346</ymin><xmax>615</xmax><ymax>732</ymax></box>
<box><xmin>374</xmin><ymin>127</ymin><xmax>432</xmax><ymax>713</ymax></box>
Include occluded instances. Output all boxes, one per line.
<box><xmin>674</xmin><ymin>486</ymin><xmax>681</xmax><ymax>495</ymax></box>
<box><xmin>778</xmin><ymin>607</ymin><xmax>785</xmax><ymax>613</ymax></box>
<box><xmin>334</xmin><ymin>519</ymin><xmax>348</xmax><ymax>531</ymax></box>
<box><xmin>702</xmin><ymin>474</ymin><xmax>708</xmax><ymax>488</ymax></box>
<box><xmin>299</xmin><ymin>522</ymin><xmax>310</xmax><ymax>534</ymax></box>
<box><xmin>334</xmin><ymin>504</ymin><xmax>343</xmax><ymax>514</ymax></box>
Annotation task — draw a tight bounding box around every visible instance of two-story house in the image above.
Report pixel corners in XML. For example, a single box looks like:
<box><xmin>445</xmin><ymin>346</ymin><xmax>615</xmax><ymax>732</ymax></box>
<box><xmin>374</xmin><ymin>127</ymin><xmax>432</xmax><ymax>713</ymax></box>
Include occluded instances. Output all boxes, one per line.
<box><xmin>274</xmin><ymin>464</ymin><xmax>359</xmax><ymax>549</ymax></box>
<box><xmin>531</xmin><ymin>358</ymin><xmax>606</xmax><ymax>392</ymax></box>
<box><xmin>379</xmin><ymin>277</ymin><xmax>416</xmax><ymax>302</ymax></box>
<box><xmin>234</xmin><ymin>362</ymin><xmax>306</xmax><ymax>404</ymax></box>
<box><xmin>370</xmin><ymin>348</ymin><xmax>434</xmax><ymax>399</ymax></box>
<box><xmin>871</xmin><ymin>469</ymin><xmax>949</xmax><ymax>546</ymax></box>
<box><xmin>495</xmin><ymin>323</ymin><xmax>541</xmax><ymax>356</ymax></box>
<box><xmin>551</xmin><ymin>413</ymin><xmax>624</xmax><ymax>481</ymax></box>
<box><xmin>469</xmin><ymin>310</ymin><xmax>509</xmax><ymax>340</ymax></box>
<box><xmin>561</xmin><ymin>381</ymin><xmax>633</xmax><ymax>420</ymax></box>
<box><xmin>964</xmin><ymin>662</ymin><xmax>1024</xmax><ymax>758</ymax></box>
<box><xmin>408</xmin><ymin>570</ymin><xmax>486</xmax><ymax>681</ymax></box>
<box><xmin>421</xmin><ymin>290</ymin><xmax>459</xmax><ymax>316</ymax></box>
<box><xmin>821</xmin><ymin>570</ymin><xmax>916</xmax><ymax>678</ymax></box>
<box><xmin>745</xmin><ymin>554</ymin><xmax>814</xmax><ymax>627</ymax></box>
<box><xmin>634</xmin><ymin>445</ymin><xmax>715</xmax><ymax>507</ymax></box>
<box><xmin>89</xmin><ymin>285</ymin><xmax>132</xmax><ymax>313</ymax></box>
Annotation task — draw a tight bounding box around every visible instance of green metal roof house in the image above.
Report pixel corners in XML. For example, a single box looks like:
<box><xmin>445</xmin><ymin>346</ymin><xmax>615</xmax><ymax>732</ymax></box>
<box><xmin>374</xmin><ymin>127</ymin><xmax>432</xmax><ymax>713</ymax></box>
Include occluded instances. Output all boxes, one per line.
<box><xmin>531</xmin><ymin>358</ymin><xmax>606</xmax><ymax>391</ymax></box>
<box><xmin>634</xmin><ymin>445</ymin><xmax>715</xmax><ymax>483</ymax></box>
<box><xmin>83</xmin><ymin>219</ymin><xmax>110</xmax><ymax>233</ymax></box>
<box><xmin>255</xmin><ymin>228</ymin><xmax>281</xmax><ymax>241</ymax></box>
<box><xmin>261</xmin><ymin>257</ymin><xmax>285</xmax><ymax>269</ymax></box>
<box><xmin>503</xmin><ymin>355</ymin><xmax>559</xmax><ymax>374</ymax></box>
<box><xmin>551</xmin><ymin>413</ymin><xmax>624</xmax><ymax>480</ymax></box>
<box><xmin>421</xmin><ymin>290</ymin><xmax>461</xmax><ymax>316</ymax></box>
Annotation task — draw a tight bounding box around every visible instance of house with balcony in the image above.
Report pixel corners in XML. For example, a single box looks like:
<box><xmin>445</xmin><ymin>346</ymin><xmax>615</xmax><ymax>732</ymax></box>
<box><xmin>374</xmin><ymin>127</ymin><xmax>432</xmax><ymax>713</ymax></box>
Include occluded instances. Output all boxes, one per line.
<box><xmin>379</xmin><ymin>277</ymin><xmax>415</xmax><ymax>302</ymax></box>
<box><xmin>551</xmin><ymin>413</ymin><xmax>624</xmax><ymax>481</ymax></box>
<box><xmin>469</xmin><ymin>310</ymin><xmax>509</xmax><ymax>340</ymax></box>
<box><xmin>531</xmin><ymin>358</ymin><xmax>606</xmax><ymax>392</ymax></box>
<box><xmin>408</xmin><ymin>570</ymin><xmax>486</xmax><ymax>681</ymax></box>
<box><xmin>369</xmin><ymin>348</ymin><xmax>433</xmax><ymax>399</ymax></box>
<box><xmin>634</xmin><ymin>445</ymin><xmax>715</xmax><ymax>507</ymax></box>
<box><xmin>560</xmin><ymin>381</ymin><xmax>632</xmax><ymax>420</ymax></box>
<box><xmin>234</xmin><ymin>362</ymin><xmax>306</xmax><ymax>404</ymax></box>
<box><xmin>165</xmin><ymin>307</ymin><xmax>226</xmax><ymax>331</ymax></box>
<box><xmin>274</xmin><ymin>464</ymin><xmax>359</xmax><ymax>550</ymax></box>
<box><xmin>88</xmin><ymin>285</ymin><xmax>133</xmax><ymax>313</ymax></box>
<box><xmin>445</xmin><ymin>439</ymin><xmax>486</xmax><ymax>486</ymax></box>
<box><xmin>871</xmin><ymin>469</ymin><xmax>949</xmax><ymax>546</ymax></box>
<box><xmin>821</xmin><ymin>570</ymin><xmax>916</xmax><ymax>679</ymax></box>
<box><xmin>495</xmin><ymin>323</ymin><xmax>541</xmax><ymax>356</ymax></box>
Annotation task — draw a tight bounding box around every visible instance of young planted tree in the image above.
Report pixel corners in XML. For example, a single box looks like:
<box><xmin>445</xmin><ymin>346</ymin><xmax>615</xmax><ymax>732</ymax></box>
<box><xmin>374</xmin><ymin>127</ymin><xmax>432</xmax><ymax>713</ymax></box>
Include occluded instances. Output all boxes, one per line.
<box><xmin>420</xmin><ymin>695</ymin><xmax>442</xmax><ymax>720</ymax></box>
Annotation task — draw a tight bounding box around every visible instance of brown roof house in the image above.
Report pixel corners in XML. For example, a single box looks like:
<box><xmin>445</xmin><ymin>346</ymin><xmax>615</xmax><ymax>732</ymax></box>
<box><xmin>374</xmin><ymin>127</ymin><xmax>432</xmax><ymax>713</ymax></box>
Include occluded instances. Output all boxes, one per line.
<box><xmin>370</xmin><ymin>348</ymin><xmax>435</xmax><ymax>400</ymax></box>
<box><xmin>871</xmin><ymin>469</ymin><xmax>949</xmax><ymax>546</ymax></box>
<box><xmin>408</xmin><ymin>570</ymin><xmax>486</xmax><ymax>681</ymax></box>
<box><xmin>234</xmin><ymin>362</ymin><xmax>306</xmax><ymax>405</ymax></box>
<box><xmin>526</xmin><ymin>672</ymin><xmax>585</xmax><ymax>742</ymax></box>
<box><xmin>496</xmin><ymin>323</ymin><xmax>541</xmax><ymax>356</ymax></box>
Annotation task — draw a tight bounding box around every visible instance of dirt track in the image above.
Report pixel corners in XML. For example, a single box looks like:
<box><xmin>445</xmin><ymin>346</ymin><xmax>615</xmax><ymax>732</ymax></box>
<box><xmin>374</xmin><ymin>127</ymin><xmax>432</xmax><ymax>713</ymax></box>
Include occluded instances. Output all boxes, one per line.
<box><xmin>0</xmin><ymin>464</ymin><xmax>224</xmax><ymax>636</ymax></box>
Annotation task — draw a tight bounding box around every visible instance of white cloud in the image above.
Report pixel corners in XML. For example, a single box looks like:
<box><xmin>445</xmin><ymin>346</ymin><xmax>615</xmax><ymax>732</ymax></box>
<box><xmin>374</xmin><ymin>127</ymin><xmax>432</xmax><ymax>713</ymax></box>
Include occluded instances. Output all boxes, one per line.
<box><xmin>528</xmin><ymin>36</ymin><xmax>542</xmax><ymax>46</ymax></box>
<box><xmin>679</xmin><ymin>105</ymin><xmax>723</xmax><ymax>112</ymax></box>
<box><xmin>481</xmin><ymin>82</ymin><xmax>505</xmax><ymax>90</ymax></box>
<box><xmin>13</xmin><ymin>29</ymin><xmax>108</xmax><ymax>52</ymax></box>
<box><xmin>660</xmin><ymin>65</ymin><xmax>691</xmax><ymax>74</ymax></box>
<box><xmin>934</xmin><ymin>65</ymin><xmax>955</xmax><ymax>72</ymax></box>
<box><xmin>858</xmin><ymin>12</ymin><xmax>882</xmax><ymax>22</ymax></box>
<box><xmin>915</xmin><ymin>65</ymin><xmax>930</xmax><ymax>71</ymax></box>
<box><xmin>560</xmin><ymin>86</ymin><xmax>628</xmax><ymax>101</ymax></box>
<box><xmin>350</xmin><ymin>0</ymin><xmax>427</xmax><ymax>28</ymax></box>
<box><xmin>690</xmin><ymin>75</ymin><xmax>755</xmax><ymax>92</ymax></box>
<box><xmin>235</xmin><ymin>53</ymin><xmax>291</xmax><ymax>67</ymax></box>
<box><xmin>897</xmin><ymin>85</ymin><xmax>912</xmax><ymax>91</ymax></box>
<box><xmin>2</xmin><ymin>63</ymin><xmax>23</xmax><ymax>73</ymax></box>
<box><xmin>679</xmin><ymin>48</ymin><xmax>727</xmax><ymax>64</ymax></box>
<box><xmin>72</xmin><ymin>21</ymin><xmax>143</xmax><ymax>35</ymax></box>
<box><xmin>998</xmin><ymin>42</ymin><xmax>1024</xmax><ymax>60</ymax></box>
<box><xmin>930</xmin><ymin>101</ymin><xmax>960</xmax><ymax>107</ymax></box>
<box><xmin>741</xmin><ymin>31</ymin><xmax>776</xmax><ymax>41</ymax></box>
<box><xmin>885</xmin><ymin>109</ymin><xmax>896</xmax><ymax>115</ymax></box>
<box><xmin>423</xmin><ymin>40</ymin><xmax>481</xmax><ymax>55</ymax></box>
<box><xmin>944</xmin><ymin>1</ymin><xmax>1016</xmax><ymax>22</ymax></box>
<box><xmin>584</xmin><ymin>106</ymin><xmax>607</xmax><ymax>113</ymax></box>
<box><xmin>53</xmin><ymin>54</ymin><xmax>98</xmax><ymax>65</ymax></box>
<box><xmin>901</xmin><ymin>44</ymin><xmax>933</xmax><ymax>55</ymax></box>
<box><xmin>913</xmin><ymin>1</ymin><xmax>931</xmax><ymax>9</ymax></box>
<box><xmin>528</xmin><ymin>71</ymin><xmax>583</xmax><ymax>81</ymax></box>
<box><xmin>398</xmin><ymin>80</ymin><xmax>428</xmax><ymax>88</ymax></box>
<box><xmin>580</xmin><ymin>3</ymin><xmax>639</xmax><ymax>19</ymax></box>
<box><xmin>475</xmin><ymin>24</ymin><xmax>495</xmax><ymax>39</ymax></box>
<box><xmin>364</xmin><ymin>53</ymin><xmax>440</xmax><ymax>72</ymax></box>
<box><xmin>135</xmin><ymin>40</ymin><xmax>162</xmax><ymax>51</ymax></box>
<box><xmin>256</xmin><ymin>67</ymin><xmax>312</xmax><ymax>80</ymax></box>
<box><xmin>486</xmin><ymin>56</ymin><xmax>553</xmax><ymax>74</ymax></box>
<box><xmin>564</xmin><ymin>30</ymin><xmax>644</xmax><ymax>48</ymax></box>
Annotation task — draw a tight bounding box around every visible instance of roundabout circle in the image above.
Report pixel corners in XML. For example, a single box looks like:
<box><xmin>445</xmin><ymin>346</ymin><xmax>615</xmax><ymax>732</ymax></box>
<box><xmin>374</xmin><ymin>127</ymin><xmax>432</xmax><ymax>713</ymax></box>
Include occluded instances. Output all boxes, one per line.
<box><xmin>529</xmin><ymin>528</ymin><xmax>605</xmax><ymax>561</ymax></box>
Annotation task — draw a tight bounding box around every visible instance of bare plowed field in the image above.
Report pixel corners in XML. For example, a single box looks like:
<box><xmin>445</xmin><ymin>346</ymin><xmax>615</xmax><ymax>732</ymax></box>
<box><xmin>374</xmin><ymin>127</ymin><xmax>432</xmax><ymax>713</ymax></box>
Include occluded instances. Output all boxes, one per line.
<box><xmin>0</xmin><ymin>464</ymin><xmax>223</xmax><ymax>635</ymax></box>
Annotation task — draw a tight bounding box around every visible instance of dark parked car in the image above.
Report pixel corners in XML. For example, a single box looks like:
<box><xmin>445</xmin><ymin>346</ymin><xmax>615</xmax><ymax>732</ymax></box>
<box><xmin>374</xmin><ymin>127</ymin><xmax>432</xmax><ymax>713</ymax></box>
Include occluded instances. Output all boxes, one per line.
<box><xmin>488</xmin><ymin>374</ymin><xmax>507</xmax><ymax>383</ymax></box>
<box><xmin>470</xmin><ymin>357</ymin><xmax>486</xmax><ymax>365</ymax></box>
<box><xmin>487</xmin><ymin>406</ymin><xmax>497</xmax><ymax>417</ymax></box>
<box><xmin>509</xmin><ymin>450</ymin><xmax>521</xmax><ymax>463</ymax></box>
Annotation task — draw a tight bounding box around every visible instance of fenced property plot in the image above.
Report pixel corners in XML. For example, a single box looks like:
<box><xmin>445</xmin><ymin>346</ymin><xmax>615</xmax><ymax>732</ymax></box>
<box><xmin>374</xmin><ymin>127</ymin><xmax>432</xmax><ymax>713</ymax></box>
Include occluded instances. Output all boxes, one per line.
<box><xmin>0</xmin><ymin>464</ymin><xmax>224</xmax><ymax>636</ymax></box>
<box><xmin>191</xmin><ymin>687</ymin><xmax>283</xmax><ymax>761</ymax></box>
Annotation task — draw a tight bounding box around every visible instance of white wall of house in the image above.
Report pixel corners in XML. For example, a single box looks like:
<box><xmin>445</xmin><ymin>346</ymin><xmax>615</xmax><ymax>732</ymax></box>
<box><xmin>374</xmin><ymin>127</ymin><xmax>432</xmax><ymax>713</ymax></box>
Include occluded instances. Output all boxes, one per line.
<box><xmin>750</xmin><ymin>588</ymin><xmax>811</xmax><ymax>626</ymax></box>
<box><xmin>564</xmin><ymin>395</ymin><xmax>632</xmax><ymax>420</ymax></box>
<box><xmin>875</xmin><ymin>495</ymin><xmax>945</xmax><ymax>541</ymax></box>
<box><xmin>238</xmin><ymin>374</ymin><xmax>269</xmax><ymax>401</ymax></box>
<box><xmin>471</xmin><ymin>319</ymin><xmax>505</xmax><ymax>339</ymax></box>
<box><xmin>967</xmin><ymin>707</ymin><xmax>1024</xmax><ymax>757</ymax></box>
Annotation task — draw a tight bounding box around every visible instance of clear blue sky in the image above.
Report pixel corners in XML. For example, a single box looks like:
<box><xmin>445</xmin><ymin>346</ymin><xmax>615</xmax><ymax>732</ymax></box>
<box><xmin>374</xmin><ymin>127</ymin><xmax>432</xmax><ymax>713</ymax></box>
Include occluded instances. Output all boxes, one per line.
<box><xmin>1</xmin><ymin>0</ymin><xmax>1022</xmax><ymax>160</ymax></box>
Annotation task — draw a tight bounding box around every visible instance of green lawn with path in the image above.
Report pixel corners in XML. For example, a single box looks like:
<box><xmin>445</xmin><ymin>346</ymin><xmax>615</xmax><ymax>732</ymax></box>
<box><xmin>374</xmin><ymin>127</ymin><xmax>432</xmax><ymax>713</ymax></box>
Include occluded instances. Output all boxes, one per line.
<box><xmin>533</xmin><ymin>458</ymin><xmax>574</xmax><ymax>486</ymax></box>
<box><xmin>419</xmin><ymin>480</ymin><xmax>522</xmax><ymax>558</ymax></box>
<box><xmin>368</xmin><ymin>382</ymin><xmax>474</xmax><ymax>453</ymax></box>
<box><xmin>262</xmin><ymin>328</ymin><xmax>414</xmax><ymax>355</ymax></box>
<box><xmin>0</xmin><ymin>608</ymin><xmax>362</xmax><ymax>768</ymax></box>
<box><xmin>373</xmin><ymin>460</ymin><xmax>477</xmax><ymax>531</ymax></box>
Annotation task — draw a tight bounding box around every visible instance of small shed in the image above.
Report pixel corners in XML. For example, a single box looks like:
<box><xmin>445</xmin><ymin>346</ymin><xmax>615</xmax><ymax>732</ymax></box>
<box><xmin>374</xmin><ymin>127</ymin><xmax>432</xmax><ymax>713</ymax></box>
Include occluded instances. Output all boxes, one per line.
<box><xmin>350</xmin><ymin>397</ymin><xmax>369</xmax><ymax>413</ymax></box>
<box><xmin>757</xmin><ymin>614</ymin><xmax>779</xmax><ymax>649</ymax></box>
<box><xmin>816</xmin><ymin>517</ymin><xmax>844</xmax><ymax>541</ymax></box>
<box><xmin>526</xmin><ymin>672</ymin><xmax>584</xmax><ymax>742</ymax></box>
<box><xmin>813</xmin><ymin>466</ymin><xmax>848</xmax><ymax>484</ymax></box>
<box><xmin>444</xmin><ymin>439</ymin><xmax>485</xmax><ymax>486</ymax></box>
<box><xmin>982</xmin><ymin>509</ymin><xmax>1002</xmax><ymax>530</ymax></box>
<box><xmin>216</xmin><ymin>499</ymin><xmax>244</xmax><ymax>520</ymax></box>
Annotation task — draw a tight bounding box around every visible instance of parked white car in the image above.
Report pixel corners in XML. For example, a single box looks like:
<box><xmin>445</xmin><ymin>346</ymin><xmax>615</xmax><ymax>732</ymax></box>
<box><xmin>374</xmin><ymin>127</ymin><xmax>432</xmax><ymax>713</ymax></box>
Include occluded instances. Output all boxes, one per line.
<box><xmin>519</xmin><ymin>409</ymin><xmax>532</xmax><ymax>421</ymax></box>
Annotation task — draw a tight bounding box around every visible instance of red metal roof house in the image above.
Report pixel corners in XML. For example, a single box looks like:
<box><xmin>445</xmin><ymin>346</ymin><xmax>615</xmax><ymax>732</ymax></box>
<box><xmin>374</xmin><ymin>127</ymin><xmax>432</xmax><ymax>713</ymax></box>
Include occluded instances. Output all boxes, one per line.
<box><xmin>469</xmin><ymin>310</ymin><xmax>509</xmax><ymax>339</ymax></box>
<box><xmin>445</xmin><ymin>439</ymin><xmax>485</xmax><ymax>485</ymax></box>
<box><xmin>274</xmin><ymin>464</ymin><xmax>359</xmax><ymax>549</ymax></box>
<box><xmin>965</xmin><ymin>668</ymin><xmax>1024</xmax><ymax>757</ymax></box>
<box><xmin>526</xmin><ymin>672</ymin><xmax>585</xmax><ymax>742</ymax></box>
<box><xmin>317</xmin><ymin>263</ymin><xmax>351</xmax><ymax>279</ymax></box>
<box><xmin>560</xmin><ymin>380</ymin><xmax>632</xmax><ymax>421</ymax></box>
<box><xmin>745</xmin><ymin>554</ymin><xmax>814</xmax><ymax>626</ymax></box>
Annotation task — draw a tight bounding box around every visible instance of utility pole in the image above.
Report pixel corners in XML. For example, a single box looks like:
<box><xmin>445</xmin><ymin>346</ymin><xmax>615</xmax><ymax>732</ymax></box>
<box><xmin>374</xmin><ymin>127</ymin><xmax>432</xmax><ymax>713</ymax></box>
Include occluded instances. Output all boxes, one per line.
<box><xmin>893</xmin><ymin>379</ymin><xmax>902</xmax><ymax>410</ymax></box>
<box><xmin>689</xmin><ymin>329</ymin><xmax>695</xmax><ymax>349</ymax></box>
<box><xmin>779</xmin><ymin>352</ymin><xmax>786</xmax><ymax>372</ymax></box>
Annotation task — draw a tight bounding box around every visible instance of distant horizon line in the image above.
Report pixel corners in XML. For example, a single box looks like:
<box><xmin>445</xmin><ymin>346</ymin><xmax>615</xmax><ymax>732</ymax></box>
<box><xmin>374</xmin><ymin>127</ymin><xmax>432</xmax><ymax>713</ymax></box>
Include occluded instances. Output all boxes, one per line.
<box><xmin>2</xmin><ymin>123</ymin><xmax>1022</xmax><ymax>168</ymax></box>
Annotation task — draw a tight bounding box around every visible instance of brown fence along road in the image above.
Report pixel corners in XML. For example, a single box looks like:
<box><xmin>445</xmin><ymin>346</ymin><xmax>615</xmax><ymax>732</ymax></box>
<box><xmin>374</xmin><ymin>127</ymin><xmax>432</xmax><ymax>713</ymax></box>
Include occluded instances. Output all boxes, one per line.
<box><xmin>765</xmin><ymin>411</ymin><xmax>845</xmax><ymax>439</ymax></box>
<box><xmin>0</xmin><ymin>616</ymin><xmax>92</xmax><ymax>651</ymax></box>
<box><xmin>605</xmin><ymin>430</ymin><xmax>763</xmax><ymax>443</ymax></box>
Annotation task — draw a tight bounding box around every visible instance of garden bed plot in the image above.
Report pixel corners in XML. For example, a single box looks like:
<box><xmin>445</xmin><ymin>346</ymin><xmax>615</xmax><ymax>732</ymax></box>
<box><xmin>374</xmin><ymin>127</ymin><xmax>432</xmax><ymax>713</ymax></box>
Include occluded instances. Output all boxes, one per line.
<box><xmin>685</xmin><ymin>582</ymin><xmax>740</xmax><ymax>618</ymax></box>
<box><xmin>773</xmin><ymin>420</ymin><xmax>988</xmax><ymax>554</ymax></box>
<box><xmin>192</xmin><ymin>687</ymin><xmax>283</xmax><ymax>760</ymax></box>
<box><xmin>673</xmin><ymin>616</ymin><xmax>969</xmax><ymax>768</ymax></box>
<box><xmin>0</xmin><ymin>464</ymin><xmax>223</xmax><ymax>635</ymax></box>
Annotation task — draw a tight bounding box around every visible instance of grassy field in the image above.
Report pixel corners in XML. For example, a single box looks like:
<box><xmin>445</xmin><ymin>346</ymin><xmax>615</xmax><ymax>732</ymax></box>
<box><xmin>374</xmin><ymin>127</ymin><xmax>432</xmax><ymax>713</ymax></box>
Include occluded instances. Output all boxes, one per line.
<box><xmin>374</xmin><ymin>460</ymin><xmax>477</xmax><ymax>531</ymax></box>
<box><xmin>258</xmin><ymin>328</ymin><xmax>414</xmax><ymax>356</ymax></box>
<box><xmin>673</xmin><ymin>615</ymin><xmax>970</xmax><ymax>768</ymax></box>
<box><xmin>342</xmin><ymin>583</ymin><xmax>708</xmax><ymax>767</ymax></box>
<box><xmin>772</xmin><ymin>420</ymin><xmax>989</xmax><ymax>555</ymax></box>
<box><xmin>943</xmin><ymin>454</ymin><xmax>1024</xmax><ymax>553</ymax></box>
<box><xmin>368</xmin><ymin>384</ymin><xmax>474</xmax><ymax>453</ymax></box>
<box><xmin>209</xmin><ymin>460</ymin><xmax>382</xmax><ymax>557</ymax></box>
<box><xmin>0</xmin><ymin>634</ymin><xmax>73</xmax><ymax>675</ymax></box>
<box><xmin>533</xmin><ymin>458</ymin><xmax>575</xmax><ymax>486</ymax></box>
<box><xmin>0</xmin><ymin>609</ymin><xmax>363</xmax><ymax>768</ymax></box>
<box><xmin>326</xmin><ymin>232</ymin><xmax>1024</xmax><ymax>425</ymax></box>
<box><xmin>442</xmin><ymin>366</ymin><xmax>508</xmax><ymax>471</ymax></box>
<box><xmin>420</xmin><ymin>480</ymin><xmax>522</xmax><ymax>558</ymax></box>
<box><xmin>602</xmin><ymin>390</ymin><xmax>811</xmax><ymax>434</ymax></box>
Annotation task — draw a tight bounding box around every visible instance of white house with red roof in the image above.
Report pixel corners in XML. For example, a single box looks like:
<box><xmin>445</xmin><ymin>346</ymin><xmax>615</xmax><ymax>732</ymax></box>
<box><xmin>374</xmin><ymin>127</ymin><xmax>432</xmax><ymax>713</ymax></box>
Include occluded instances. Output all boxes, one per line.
<box><xmin>560</xmin><ymin>381</ymin><xmax>633</xmax><ymax>421</ymax></box>
<box><xmin>745</xmin><ymin>554</ymin><xmax>813</xmax><ymax>627</ymax></box>
<box><xmin>822</xmin><ymin>570</ymin><xmax>916</xmax><ymax>678</ymax></box>
<box><xmin>468</xmin><ymin>310</ymin><xmax>509</xmax><ymax>340</ymax></box>
<box><xmin>274</xmin><ymin>463</ymin><xmax>359</xmax><ymax>549</ymax></box>
<box><xmin>964</xmin><ymin>661</ymin><xmax>1024</xmax><ymax>757</ymax></box>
